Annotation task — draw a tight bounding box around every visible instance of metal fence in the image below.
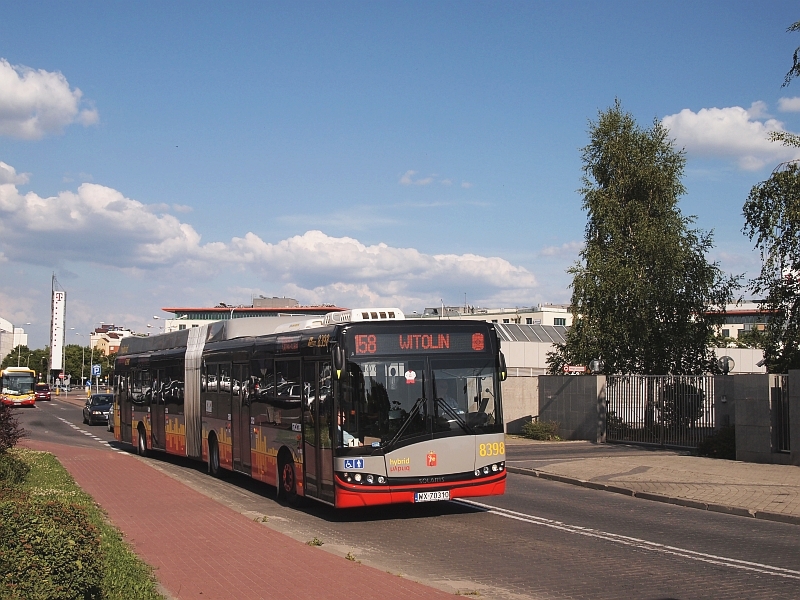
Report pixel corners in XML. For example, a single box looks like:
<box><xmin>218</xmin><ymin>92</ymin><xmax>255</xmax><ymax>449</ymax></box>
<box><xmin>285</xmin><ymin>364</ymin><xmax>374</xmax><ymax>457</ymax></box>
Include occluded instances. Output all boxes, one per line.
<box><xmin>606</xmin><ymin>375</ymin><xmax>715</xmax><ymax>449</ymax></box>
<box><xmin>771</xmin><ymin>374</ymin><xmax>790</xmax><ymax>453</ymax></box>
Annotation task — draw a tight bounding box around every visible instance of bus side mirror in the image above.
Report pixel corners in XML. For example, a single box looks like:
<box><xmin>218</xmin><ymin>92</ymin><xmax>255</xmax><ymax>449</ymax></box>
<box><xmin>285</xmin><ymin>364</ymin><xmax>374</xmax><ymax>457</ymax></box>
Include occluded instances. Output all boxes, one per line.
<box><xmin>332</xmin><ymin>345</ymin><xmax>345</xmax><ymax>380</ymax></box>
<box><xmin>499</xmin><ymin>352</ymin><xmax>507</xmax><ymax>382</ymax></box>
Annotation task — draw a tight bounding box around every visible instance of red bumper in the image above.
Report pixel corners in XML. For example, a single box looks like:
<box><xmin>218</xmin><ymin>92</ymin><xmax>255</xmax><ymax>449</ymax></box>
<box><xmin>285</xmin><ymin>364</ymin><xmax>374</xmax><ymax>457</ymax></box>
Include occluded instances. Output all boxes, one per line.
<box><xmin>334</xmin><ymin>471</ymin><xmax>506</xmax><ymax>508</ymax></box>
<box><xmin>1</xmin><ymin>397</ymin><xmax>35</xmax><ymax>407</ymax></box>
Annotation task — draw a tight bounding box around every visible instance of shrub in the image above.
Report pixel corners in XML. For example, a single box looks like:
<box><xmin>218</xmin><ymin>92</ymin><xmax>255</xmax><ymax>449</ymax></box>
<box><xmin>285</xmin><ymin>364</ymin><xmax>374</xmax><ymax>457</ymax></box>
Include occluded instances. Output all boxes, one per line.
<box><xmin>696</xmin><ymin>426</ymin><xmax>736</xmax><ymax>460</ymax></box>
<box><xmin>660</xmin><ymin>381</ymin><xmax>704</xmax><ymax>428</ymax></box>
<box><xmin>0</xmin><ymin>496</ymin><xmax>103</xmax><ymax>599</ymax></box>
<box><xmin>521</xmin><ymin>419</ymin><xmax>561</xmax><ymax>441</ymax></box>
<box><xmin>0</xmin><ymin>451</ymin><xmax>29</xmax><ymax>491</ymax></box>
<box><xmin>0</xmin><ymin>404</ymin><xmax>25</xmax><ymax>453</ymax></box>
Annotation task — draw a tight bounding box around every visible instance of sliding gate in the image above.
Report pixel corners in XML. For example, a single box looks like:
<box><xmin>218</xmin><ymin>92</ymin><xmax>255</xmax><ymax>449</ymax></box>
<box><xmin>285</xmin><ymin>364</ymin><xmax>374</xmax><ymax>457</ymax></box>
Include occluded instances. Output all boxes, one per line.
<box><xmin>606</xmin><ymin>375</ymin><xmax>715</xmax><ymax>449</ymax></box>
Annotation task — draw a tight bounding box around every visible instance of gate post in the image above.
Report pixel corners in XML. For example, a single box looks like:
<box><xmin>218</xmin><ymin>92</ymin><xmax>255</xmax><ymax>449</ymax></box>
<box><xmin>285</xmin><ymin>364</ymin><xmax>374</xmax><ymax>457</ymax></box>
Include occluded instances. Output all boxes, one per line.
<box><xmin>596</xmin><ymin>375</ymin><xmax>607</xmax><ymax>443</ymax></box>
<box><xmin>790</xmin><ymin>370</ymin><xmax>800</xmax><ymax>466</ymax></box>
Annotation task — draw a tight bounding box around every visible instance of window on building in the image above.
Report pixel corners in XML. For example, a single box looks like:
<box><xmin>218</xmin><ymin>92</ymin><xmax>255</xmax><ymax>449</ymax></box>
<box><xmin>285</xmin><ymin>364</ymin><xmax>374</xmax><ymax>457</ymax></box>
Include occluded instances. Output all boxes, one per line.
<box><xmin>178</xmin><ymin>324</ymin><xmax>186</xmax><ymax>330</ymax></box>
<box><xmin>722</xmin><ymin>329</ymin><xmax>730</xmax><ymax>338</ymax></box>
<box><xmin>491</xmin><ymin>319</ymin><xmax>498</xmax><ymax>323</ymax></box>
<box><xmin>554</xmin><ymin>318</ymin><xmax>566</xmax><ymax>326</ymax></box>
<box><xmin>503</xmin><ymin>319</ymin><xmax>510</xmax><ymax>323</ymax></box>
<box><xmin>526</xmin><ymin>318</ymin><xmax>533</xmax><ymax>324</ymax></box>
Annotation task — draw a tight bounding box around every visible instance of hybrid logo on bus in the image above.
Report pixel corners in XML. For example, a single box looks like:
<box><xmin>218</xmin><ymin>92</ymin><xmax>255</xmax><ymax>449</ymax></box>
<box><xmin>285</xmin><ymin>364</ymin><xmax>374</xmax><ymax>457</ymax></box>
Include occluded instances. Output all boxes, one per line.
<box><xmin>344</xmin><ymin>459</ymin><xmax>364</xmax><ymax>470</ymax></box>
<box><xmin>389</xmin><ymin>457</ymin><xmax>410</xmax><ymax>472</ymax></box>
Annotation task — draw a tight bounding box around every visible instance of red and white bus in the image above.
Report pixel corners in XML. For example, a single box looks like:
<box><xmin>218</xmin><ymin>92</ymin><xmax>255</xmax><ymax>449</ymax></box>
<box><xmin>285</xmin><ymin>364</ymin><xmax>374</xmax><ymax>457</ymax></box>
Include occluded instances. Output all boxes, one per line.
<box><xmin>113</xmin><ymin>309</ymin><xmax>507</xmax><ymax>507</ymax></box>
<box><xmin>0</xmin><ymin>367</ymin><xmax>37</xmax><ymax>407</ymax></box>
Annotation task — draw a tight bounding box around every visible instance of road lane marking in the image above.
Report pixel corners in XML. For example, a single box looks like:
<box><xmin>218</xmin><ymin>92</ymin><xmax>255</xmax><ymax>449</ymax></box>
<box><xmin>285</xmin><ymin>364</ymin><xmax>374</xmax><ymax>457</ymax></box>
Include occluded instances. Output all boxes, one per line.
<box><xmin>455</xmin><ymin>498</ymin><xmax>800</xmax><ymax>581</ymax></box>
<box><xmin>56</xmin><ymin>417</ymin><xmax>127</xmax><ymax>454</ymax></box>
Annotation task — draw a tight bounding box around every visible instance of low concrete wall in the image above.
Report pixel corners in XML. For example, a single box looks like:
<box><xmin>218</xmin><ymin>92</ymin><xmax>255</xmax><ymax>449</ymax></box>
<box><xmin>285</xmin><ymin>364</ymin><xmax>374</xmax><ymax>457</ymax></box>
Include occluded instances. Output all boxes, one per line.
<box><xmin>538</xmin><ymin>375</ymin><xmax>606</xmax><ymax>443</ymax></box>
<box><xmin>713</xmin><ymin>375</ymin><xmax>735</xmax><ymax>428</ymax></box>
<box><xmin>502</xmin><ymin>376</ymin><xmax>539</xmax><ymax>434</ymax></box>
<box><xmin>790</xmin><ymin>370</ymin><xmax>800</xmax><ymax>467</ymax></box>
<box><xmin>733</xmin><ymin>374</ymin><xmax>773</xmax><ymax>463</ymax></box>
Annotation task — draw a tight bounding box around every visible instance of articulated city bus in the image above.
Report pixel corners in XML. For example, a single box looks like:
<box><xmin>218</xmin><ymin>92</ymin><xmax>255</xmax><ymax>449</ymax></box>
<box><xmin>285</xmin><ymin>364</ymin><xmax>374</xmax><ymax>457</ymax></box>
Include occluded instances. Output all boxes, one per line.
<box><xmin>113</xmin><ymin>309</ymin><xmax>507</xmax><ymax>507</ymax></box>
<box><xmin>0</xmin><ymin>367</ymin><xmax>37</xmax><ymax>407</ymax></box>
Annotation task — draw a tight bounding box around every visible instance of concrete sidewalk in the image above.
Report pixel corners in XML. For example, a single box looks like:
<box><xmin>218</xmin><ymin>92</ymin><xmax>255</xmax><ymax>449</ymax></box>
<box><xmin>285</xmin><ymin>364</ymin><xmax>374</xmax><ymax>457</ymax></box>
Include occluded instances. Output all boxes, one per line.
<box><xmin>23</xmin><ymin>439</ymin><xmax>454</xmax><ymax>600</ymax></box>
<box><xmin>505</xmin><ymin>437</ymin><xmax>800</xmax><ymax>525</ymax></box>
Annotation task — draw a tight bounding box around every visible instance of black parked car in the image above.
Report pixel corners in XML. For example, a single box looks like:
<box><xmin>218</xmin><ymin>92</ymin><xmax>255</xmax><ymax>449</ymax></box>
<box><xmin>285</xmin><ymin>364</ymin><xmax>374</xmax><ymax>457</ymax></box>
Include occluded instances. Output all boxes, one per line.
<box><xmin>83</xmin><ymin>393</ymin><xmax>114</xmax><ymax>425</ymax></box>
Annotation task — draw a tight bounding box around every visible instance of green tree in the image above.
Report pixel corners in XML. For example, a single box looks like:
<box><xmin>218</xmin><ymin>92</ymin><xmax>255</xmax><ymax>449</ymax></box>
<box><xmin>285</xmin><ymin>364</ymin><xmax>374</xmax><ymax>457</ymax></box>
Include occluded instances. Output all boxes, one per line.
<box><xmin>1</xmin><ymin>346</ymin><xmax>49</xmax><ymax>379</ymax></box>
<box><xmin>742</xmin><ymin>164</ymin><xmax>800</xmax><ymax>371</ymax></box>
<box><xmin>547</xmin><ymin>101</ymin><xmax>739</xmax><ymax>375</ymax></box>
<box><xmin>770</xmin><ymin>19</ymin><xmax>800</xmax><ymax>148</ymax></box>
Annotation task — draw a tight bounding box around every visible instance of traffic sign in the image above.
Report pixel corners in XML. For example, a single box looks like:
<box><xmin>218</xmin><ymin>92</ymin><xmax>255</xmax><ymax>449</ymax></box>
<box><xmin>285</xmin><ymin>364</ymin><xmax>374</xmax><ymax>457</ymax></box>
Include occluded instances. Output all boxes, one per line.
<box><xmin>91</xmin><ymin>364</ymin><xmax>101</xmax><ymax>377</ymax></box>
<box><xmin>58</xmin><ymin>372</ymin><xmax>65</xmax><ymax>379</ymax></box>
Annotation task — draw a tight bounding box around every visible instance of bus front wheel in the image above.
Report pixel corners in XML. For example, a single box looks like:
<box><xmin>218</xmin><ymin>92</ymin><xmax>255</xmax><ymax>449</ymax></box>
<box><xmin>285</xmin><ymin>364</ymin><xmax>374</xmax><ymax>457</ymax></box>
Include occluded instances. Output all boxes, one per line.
<box><xmin>278</xmin><ymin>453</ymin><xmax>296</xmax><ymax>502</ymax></box>
<box><xmin>137</xmin><ymin>425</ymin><xmax>147</xmax><ymax>457</ymax></box>
<box><xmin>208</xmin><ymin>435</ymin><xmax>221</xmax><ymax>477</ymax></box>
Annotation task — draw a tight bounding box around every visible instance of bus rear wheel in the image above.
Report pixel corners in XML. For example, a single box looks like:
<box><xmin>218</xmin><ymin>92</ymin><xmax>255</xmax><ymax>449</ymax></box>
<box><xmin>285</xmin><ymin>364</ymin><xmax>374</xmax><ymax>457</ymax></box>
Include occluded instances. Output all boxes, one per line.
<box><xmin>137</xmin><ymin>425</ymin><xmax>148</xmax><ymax>457</ymax></box>
<box><xmin>277</xmin><ymin>454</ymin><xmax>296</xmax><ymax>502</ymax></box>
<box><xmin>208</xmin><ymin>435</ymin><xmax>221</xmax><ymax>477</ymax></box>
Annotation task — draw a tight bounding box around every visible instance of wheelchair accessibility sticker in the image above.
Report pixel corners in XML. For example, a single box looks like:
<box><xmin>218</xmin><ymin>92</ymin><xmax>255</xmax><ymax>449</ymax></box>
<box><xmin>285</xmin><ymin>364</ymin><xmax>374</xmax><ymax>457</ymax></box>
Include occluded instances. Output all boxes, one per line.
<box><xmin>344</xmin><ymin>459</ymin><xmax>364</xmax><ymax>470</ymax></box>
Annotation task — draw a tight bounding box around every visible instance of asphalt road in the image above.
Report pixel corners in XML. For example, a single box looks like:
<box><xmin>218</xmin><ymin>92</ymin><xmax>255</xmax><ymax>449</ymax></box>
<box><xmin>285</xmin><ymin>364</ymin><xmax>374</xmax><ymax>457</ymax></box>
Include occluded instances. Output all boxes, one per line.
<box><xmin>14</xmin><ymin>400</ymin><xmax>800</xmax><ymax>600</ymax></box>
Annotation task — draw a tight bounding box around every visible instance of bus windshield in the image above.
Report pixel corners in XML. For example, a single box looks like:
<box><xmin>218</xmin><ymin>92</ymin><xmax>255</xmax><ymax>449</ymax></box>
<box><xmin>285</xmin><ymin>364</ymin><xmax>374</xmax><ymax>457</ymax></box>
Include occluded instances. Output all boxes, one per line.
<box><xmin>340</xmin><ymin>355</ymin><xmax>501</xmax><ymax>451</ymax></box>
<box><xmin>2</xmin><ymin>374</ymin><xmax>35</xmax><ymax>396</ymax></box>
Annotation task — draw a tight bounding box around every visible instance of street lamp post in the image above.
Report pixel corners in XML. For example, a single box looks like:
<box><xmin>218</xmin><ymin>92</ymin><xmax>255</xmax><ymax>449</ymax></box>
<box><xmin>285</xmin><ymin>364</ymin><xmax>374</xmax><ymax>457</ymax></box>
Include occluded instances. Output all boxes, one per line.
<box><xmin>71</xmin><ymin>328</ymin><xmax>86</xmax><ymax>386</ymax></box>
<box><xmin>16</xmin><ymin>322</ymin><xmax>31</xmax><ymax>366</ymax></box>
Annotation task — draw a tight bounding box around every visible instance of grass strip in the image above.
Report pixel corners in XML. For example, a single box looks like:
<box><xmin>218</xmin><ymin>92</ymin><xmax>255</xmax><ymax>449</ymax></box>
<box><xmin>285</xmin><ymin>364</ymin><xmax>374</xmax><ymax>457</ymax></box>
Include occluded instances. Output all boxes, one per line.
<box><xmin>7</xmin><ymin>448</ymin><xmax>165</xmax><ymax>600</ymax></box>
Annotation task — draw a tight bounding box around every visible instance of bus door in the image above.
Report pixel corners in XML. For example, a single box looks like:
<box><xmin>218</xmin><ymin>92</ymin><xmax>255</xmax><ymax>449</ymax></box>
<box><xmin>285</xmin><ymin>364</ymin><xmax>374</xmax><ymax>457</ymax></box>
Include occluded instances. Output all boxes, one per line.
<box><xmin>231</xmin><ymin>364</ymin><xmax>252</xmax><ymax>473</ymax></box>
<box><xmin>150</xmin><ymin>369</ymin><xmax>166</xmax><ymax>450</ymax></box>
<box><xmin>118</xmin><ymin>374</ymin><xmax>133</xmax><ymax>444</ymax></box>
<box><xmin>302</xmin><ymin>361</ymin><xmax>334</xmax><ymax>503</ymax></box>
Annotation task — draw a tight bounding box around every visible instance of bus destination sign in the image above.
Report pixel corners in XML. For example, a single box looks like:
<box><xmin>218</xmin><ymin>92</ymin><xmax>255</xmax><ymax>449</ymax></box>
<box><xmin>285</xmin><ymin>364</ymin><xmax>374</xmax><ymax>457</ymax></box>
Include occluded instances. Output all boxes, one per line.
<box><xmin>352</xmin><ymin>332</ymin><xmax>487</xmax><ymax>355</ymax></box>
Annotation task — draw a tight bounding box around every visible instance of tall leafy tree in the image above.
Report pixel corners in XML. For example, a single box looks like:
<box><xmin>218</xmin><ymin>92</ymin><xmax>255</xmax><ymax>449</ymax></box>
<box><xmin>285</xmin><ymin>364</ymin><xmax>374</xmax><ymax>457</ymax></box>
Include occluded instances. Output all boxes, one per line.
<box><xmin>548</xmin><ymin>101</ymin><xmax>738</xmax><ymax>375</ymax></box>
<box><xmin>742</xmin><ymin>164</ymin><xmax>800</xmax><ymax>372</ymax></box>
<box><xmin>1</xmin><ymin>346</ymin><xmax>49</xmax><ymax>379</ymax></box>
<box><xmin>770</xmin><ymin>19</ymin><xmax>800</xmax><ymax>148</ymax></box>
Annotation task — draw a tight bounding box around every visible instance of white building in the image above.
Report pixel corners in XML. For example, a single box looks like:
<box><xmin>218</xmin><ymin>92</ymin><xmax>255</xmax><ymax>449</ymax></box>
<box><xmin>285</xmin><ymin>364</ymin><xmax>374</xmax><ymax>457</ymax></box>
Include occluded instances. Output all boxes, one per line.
<box><xmin>89</xmin><ymin>325</ymin><xmax>135</xmax><ymax>355</ymax></box>
<box><xmin>160</xmin><ymin>298</ymin><xmax>346</xmax><ymax>333</ymax></box>
<box><xmin>411</xmin><ymin>304</ymin><xmax>573</xmax><ymax>327</ymax></box>
<box><xmin>0</xmin><ymin>316</ymin><xmax>28</xmax><ymax>363</ymax></box>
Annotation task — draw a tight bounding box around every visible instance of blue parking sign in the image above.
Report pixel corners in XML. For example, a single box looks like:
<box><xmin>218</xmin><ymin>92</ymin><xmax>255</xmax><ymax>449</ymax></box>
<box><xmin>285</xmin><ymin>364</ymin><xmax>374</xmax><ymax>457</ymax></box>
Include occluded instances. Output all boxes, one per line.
<box><xmin>91</xmin><ymin>364</ymin><xmax>101</xmax><ymax>376</ymax></box>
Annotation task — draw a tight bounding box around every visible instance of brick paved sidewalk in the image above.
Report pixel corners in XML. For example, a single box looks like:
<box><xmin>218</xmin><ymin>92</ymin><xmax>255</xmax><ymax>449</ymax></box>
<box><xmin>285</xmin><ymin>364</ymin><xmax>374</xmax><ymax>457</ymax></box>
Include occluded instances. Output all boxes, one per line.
<box><xmin>508</xmin><ymin>444</ymin><xmax>800</xmax><ymax>524</ymax></box>
<box><xmin>24</xmin><ymin>439</ymin><xmax>453</xmax><ymax>600</ymax></box>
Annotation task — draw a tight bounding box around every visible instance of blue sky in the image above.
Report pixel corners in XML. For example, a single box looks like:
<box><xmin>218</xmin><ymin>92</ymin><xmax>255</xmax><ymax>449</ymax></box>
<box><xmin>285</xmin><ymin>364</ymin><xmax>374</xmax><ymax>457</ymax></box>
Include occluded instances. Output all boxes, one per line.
<box><xmin>1</xmin><ymin>1</ymin><xmax>799</xmax><ymax>348</ymax></box>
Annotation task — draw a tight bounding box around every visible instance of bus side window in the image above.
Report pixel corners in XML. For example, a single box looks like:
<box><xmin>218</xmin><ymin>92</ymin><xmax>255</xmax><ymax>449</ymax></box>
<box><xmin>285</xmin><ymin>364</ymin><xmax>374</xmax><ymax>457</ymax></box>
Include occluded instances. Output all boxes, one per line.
<box><xmin>250</xmin><ymin>357</ymin><xmax>274</xmax><ymax>427</ymax></box>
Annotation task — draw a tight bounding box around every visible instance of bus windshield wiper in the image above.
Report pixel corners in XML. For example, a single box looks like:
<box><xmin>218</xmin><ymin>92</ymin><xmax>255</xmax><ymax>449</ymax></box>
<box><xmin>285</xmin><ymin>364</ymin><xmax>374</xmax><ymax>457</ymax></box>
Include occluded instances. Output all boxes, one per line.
<box><xmin>435</xmin><ymin>396</ymin><xmax>474</xmax><ymax>434</ymax></box>
<box><xmin>387</xmin><ymin>396</ymin><xmax>425</xmax><ymax>449</ymax></box>
<box><xmin>431</xmin><ymin>370</ymin><xmax>473</xmax><ymax>434</ymax></box>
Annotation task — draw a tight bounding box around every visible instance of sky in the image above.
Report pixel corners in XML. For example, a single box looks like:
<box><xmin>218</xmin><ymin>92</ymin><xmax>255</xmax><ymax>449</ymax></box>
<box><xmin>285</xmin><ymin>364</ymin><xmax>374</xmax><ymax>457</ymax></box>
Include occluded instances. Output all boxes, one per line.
<box><xmin>1</xmin><ymin>1</ymin><xmax>800</xmax><ymax>348</ymax></box>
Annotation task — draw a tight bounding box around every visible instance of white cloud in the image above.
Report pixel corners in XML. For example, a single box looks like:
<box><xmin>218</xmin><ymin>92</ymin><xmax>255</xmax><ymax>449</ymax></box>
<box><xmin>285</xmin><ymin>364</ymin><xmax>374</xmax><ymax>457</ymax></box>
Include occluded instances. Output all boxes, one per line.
<box><xmin>0</xmin><ymin>162</ymin><xmax>538</xmax><ymax>311</ymax></box>
<box><xmin>399</xmin><ymin>170</ymin><xmax>435</xmax><ymax>186</ymax></box>
<box><xmin>662</xmin><ymin>103</ymin><xmax>800</xmax><ymax>170</ymax></box>
<box><xmin>538</xmin><ymin>241</ymin><xmax>584</xmax><ymax>258</ymax></box>
<box><xmin>746</xmin><ymin>101</ymin><xmax>769</xmax><ymax>119</ymax></box>
<box><xmin>440</xmin><ymin>178</ymin><xmax>452</xmax><ymax>186</ymax></box>
<box><xmin>0</xmin><ymin>58</ymin><xmax>99</xmax><ymax>140</ymax></box>
<box><xmin>461</xmin><ymin>181</ymin><xmax>473</xmax><ymax>189</ymax></box>
<box><xmin>399</xmin><ymin>170</ymin><xmax>415</xmax><ymax>185</ymax></box>
<box><xmin>778</xmin><ymin>97</ymin><xmax>800</xmax><ymax>112</ymax></box>
<box><xmin>0</xmin><ymin>162</ymin><xmax>29</xmax><ymax>185</ymax></box>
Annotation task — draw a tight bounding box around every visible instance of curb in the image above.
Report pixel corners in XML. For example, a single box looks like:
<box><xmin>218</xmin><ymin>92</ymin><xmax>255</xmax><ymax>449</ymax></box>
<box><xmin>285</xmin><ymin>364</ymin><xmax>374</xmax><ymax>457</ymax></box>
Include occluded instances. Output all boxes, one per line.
<box><xmin>506</xmin><ymin>465</ymin><xmax>800</xmax><ymax>526</ymax></box>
